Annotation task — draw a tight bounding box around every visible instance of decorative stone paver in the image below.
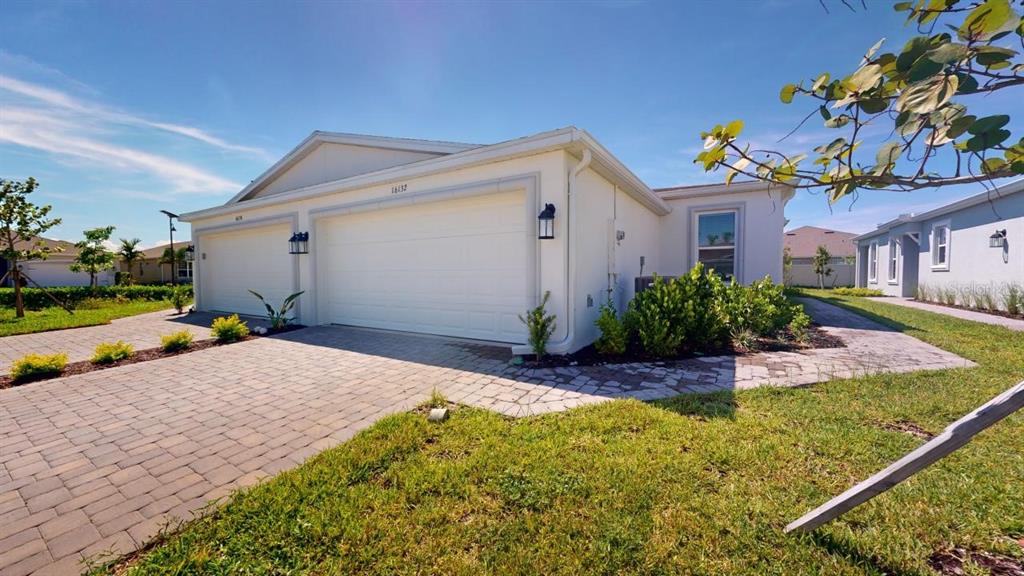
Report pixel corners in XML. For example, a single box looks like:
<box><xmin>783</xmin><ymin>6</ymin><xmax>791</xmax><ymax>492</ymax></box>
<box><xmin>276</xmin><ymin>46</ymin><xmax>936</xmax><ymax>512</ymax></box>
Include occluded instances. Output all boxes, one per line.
<box><xmin>0</xmin><ymin>310</ymin><xmax>221</xmax><ymax>370</ymax></box>
<box><xmin>0</xmin><ymin>298</ymin><xmax>974</xmax><ymax>574</ymax></box>
<box><xmin>867</xmin><ymin>296</ymin><xmax>1024</xmax><ymax>331</ymax></box>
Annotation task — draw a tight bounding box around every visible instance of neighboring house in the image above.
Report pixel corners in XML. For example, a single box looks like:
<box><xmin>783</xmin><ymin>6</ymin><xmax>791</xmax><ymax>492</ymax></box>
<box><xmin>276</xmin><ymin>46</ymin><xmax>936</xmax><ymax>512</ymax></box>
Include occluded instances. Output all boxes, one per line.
<box><xmin>1</xmin><ymin>236</ymin><xmax>115</xmax><ymax>288</ymax></box>
<box><xmin>120</xmin><ymin>242</ymin><xmax>194</xmax><ymax>284</ymax></box>
<box><xmin>180</xmin><ymin>128</ymin><xmax>794</xmax><ymax>354</ymax></box>
<box><xmin>853</xmin><ymin>179</ymin><xmax>1023</xmax><ymax>300</ymax></box>
<box><xmin>783</xmin><ymin>226</ymin><xmax>857</xmax><ymax>287</ymax></box>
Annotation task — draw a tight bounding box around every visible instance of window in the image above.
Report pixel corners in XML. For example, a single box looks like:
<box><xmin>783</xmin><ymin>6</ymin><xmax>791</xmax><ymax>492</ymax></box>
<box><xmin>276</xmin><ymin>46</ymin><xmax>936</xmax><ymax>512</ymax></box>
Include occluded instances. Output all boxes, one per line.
<box><xmin>888</xmin><ymin>239</ymin><xmax>898</xmax><ymax>283</ymax></box>
<box><xmin>868</xmin><ymin>242</ymin><xmax>878</xmax><ymax>282</ymax></box>
<box><xmin>932</xmin><ymin>223</ymin><xmax>949</xmax><ymax>269</ymax></box>
<box><xmin>694</xmin><ymin>210</ymin><xmax>737</xmax><ymax>280</ymax></box>
<box><xmin>177</xmin><ymin>260</ymin><xmax>193</xmax><ymax>281</ymax></box>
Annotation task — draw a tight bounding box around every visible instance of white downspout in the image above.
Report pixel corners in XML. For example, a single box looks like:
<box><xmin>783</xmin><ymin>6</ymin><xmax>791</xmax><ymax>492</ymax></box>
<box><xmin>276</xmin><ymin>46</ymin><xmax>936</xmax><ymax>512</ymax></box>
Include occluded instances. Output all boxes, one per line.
<box><xmin>536</xmin><ymin>148</ymin><xmax>591</xmax><ymax>356</ymax></box>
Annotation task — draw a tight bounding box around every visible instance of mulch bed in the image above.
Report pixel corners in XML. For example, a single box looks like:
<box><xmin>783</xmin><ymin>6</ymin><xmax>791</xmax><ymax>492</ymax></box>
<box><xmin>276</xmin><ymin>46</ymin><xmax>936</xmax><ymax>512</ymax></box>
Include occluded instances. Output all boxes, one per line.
<box><xmin>0</xmin><ymin>325</ymin><xmax>306</xmax><ymax>390</ymax></box>
<box><xmin>521</xmin><ymin>324</ymin><xmax>845</xmax><ymax>368</ymax></box>
<box><xmin>928</xmin><ymin>546</ymin><xmax>1024</xmax><ymax>576</ymax></box>
<box><xmin>914</xmin><ymin>299</ymin><xmax>1024</xmax><ymax>321</ymax></box>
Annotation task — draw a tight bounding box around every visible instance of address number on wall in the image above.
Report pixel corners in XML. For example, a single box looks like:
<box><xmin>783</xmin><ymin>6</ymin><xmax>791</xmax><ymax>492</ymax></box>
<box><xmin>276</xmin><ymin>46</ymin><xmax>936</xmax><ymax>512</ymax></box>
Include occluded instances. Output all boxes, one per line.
<box><xmin>391</xmin><ymin>184</ymin><xmax>407</xmax><ymax>194</ymax></box>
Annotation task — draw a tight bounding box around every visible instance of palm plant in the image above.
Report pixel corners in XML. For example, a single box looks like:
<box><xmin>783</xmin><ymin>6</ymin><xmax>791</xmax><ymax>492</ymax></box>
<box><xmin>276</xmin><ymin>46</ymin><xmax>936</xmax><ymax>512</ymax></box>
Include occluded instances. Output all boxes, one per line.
<box><xmin>118</xmin><ymin>238</ymin><xmax>143</xmax><ymax>284</ymax></box>
<box><xmin>248</xmin><ymin>290</ymin><xmax>304</xmax><ymax>329</ymax></box>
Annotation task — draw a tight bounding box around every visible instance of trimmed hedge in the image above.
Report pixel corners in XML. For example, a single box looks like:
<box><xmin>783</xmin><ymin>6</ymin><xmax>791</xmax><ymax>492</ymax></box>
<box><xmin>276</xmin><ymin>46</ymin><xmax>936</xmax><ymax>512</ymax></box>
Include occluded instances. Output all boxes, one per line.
<box><xmin>0</xmin><ymin>285</ymin><xmax>192</xmax><ymax>309</ymax></box>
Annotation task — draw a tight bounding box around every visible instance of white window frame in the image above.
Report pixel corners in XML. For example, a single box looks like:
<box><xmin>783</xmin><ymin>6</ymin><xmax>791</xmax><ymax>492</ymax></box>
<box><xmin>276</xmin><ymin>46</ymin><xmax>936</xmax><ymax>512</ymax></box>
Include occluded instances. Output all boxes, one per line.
<box><xmin>931</xmin><ymin>221</ymin><xmax>950</xmax><ymax>271</ymax></box>
<box><xmin>887</xmin><ymin>238</ymin><xmax>899</xmax><ymax>284</ymax></box>
<box><xmin>692</xmin><ymin>208</ymin><xmax>739</xmax><ymax>281</ymax></box>
<box><xmin>868</xmin><ymin>242</ymin><xmax>878</xmax><ymax>283</ymax></box>
<box><xmin>177</xmin><ymin>260</ymin><xmax>193</xmax><ymax>281</ymax></box>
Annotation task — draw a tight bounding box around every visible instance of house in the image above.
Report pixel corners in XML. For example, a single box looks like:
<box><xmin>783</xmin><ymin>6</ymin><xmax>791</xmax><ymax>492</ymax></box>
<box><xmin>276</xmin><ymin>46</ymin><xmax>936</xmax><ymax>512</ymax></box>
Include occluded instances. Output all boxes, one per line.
<box><xmin>120</xmin><ymin>242</ymin><xmax>194</xmax><ymax>284</ymax></box>
<box><xmin>853</xmin><ymin>179</ymin><xmax>1023</xmax><ymax>302</ymax></box>
<box><xmin>1</xmin><ymin>236</ymin><xmax>115</xmax><ymax>288</ymax></box>
<box><xmin>783</xmin><ymin>226</ymin><xmax>857</xmax><ymax>287</ymax></box>
<box><xmin>180</xmin><ymin>128</ymin><xmax>794</xmax><ymax>354</ymax></box>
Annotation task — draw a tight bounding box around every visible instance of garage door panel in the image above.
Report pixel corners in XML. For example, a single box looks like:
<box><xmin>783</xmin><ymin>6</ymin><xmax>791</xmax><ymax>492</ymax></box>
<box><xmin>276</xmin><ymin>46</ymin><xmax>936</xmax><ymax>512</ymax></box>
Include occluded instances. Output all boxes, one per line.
<box><xmin>317</xmin><ymin>191</ymin><xmax>529</xmax><ymax>343</ymax></box>
<box><xmin>201</xmin><ymin>224</ymin><xmax>294</xmax><ymax>317</ymax></box>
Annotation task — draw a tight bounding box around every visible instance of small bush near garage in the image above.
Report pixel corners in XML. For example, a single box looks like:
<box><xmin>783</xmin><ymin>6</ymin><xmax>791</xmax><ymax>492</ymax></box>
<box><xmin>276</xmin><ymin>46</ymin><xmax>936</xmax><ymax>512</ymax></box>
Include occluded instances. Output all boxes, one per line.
<box><xmin>594</xmin><ymin>302</ymin><xmax>627</xmax><ymax>356</ymax></box>
<box><xmin>831</xmin><ymin>287</ymin><xmax>884</xmax><ymax>297</ymax></box>
<box><xmin>91</xmin><ymin>341</ymin><xmax>135</xmax><ymax>365</ymax></box>
<box><xmin>518</xmin><ymin>291</ymin><xmax>556</xmax><ymax>360</ymax></box>
<box><xmin>10</xmin><ymin>353</ymin><xmax>68</xmax><ymax>383</ymax></box>
<box><xmin>170</xmin><ymin>285</ymin><xmax>191</xmax><ymax>314</ymax></box>
<box><xmin>161</xmin><ymin>330</ymin><xmax>195</xmax><ymax>352</ymax></box>
<box><xmin>0</xmin><ymin>285</ymin><xmax>191</xmax><ymax>309</ymax></box>
<box><xmin>211</xmin><ymin>314</ymin><xmax>250</xmax><ymax>343</ymax></box>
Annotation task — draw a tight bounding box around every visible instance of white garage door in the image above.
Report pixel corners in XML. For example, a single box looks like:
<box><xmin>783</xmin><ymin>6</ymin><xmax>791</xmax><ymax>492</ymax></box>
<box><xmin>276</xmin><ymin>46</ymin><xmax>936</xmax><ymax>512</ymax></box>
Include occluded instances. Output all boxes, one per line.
<box><xmin>317</xmin><ymin>190</ymin><xmax>530</xmax><ymax>343</ymax></box>
<box><xmin>199</xmin><ymin>223</ymin><xmax>295</xmax><ymax>317</ymax></box>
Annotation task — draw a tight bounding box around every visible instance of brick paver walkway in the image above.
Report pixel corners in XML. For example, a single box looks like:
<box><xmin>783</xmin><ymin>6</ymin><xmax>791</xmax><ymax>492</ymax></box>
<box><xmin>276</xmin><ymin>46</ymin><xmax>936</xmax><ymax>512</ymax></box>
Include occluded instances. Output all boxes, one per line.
<box><xmin>0</xmin><ymin>310</ymin><xmax>220</xmax><ymax>371</ymax></box>
<box><xmin>0</xmin><ymin>299</ymin><xmax>973</xmax><ymax>574</ymax></box>
<box><xmin>867</xmin><ymin>296</ymin><xmax>1024</xmax><ymax>331</ymax></box>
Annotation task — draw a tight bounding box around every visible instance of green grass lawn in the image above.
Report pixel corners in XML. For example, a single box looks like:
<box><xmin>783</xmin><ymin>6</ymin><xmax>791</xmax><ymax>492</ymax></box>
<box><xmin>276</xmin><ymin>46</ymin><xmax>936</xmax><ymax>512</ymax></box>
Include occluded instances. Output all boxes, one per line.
<box><xmin>108</xmin><ymin>293</ymin><xmax>1023</xmax><ymax>575</ymax></box>
<box><xmin>0</xmin><ymin>300</ymin><xmax>175</xmax><ymax>337</ymax></box>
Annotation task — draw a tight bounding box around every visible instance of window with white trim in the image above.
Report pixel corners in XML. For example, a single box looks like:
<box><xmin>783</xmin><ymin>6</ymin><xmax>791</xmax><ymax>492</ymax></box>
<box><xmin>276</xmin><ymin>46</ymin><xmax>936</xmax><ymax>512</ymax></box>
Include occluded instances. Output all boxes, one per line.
<box><xmin>868</xmin><ymin>242</ymin><xmax>878</xmax><ymax>282</ymax></box>
<box><xmin>694</xmin><ymin>210</ymin><xmax>737</xmax><ymax>280</ymax></box>
<box><xmin>888</xmin><ymin>238</ymin><xmax>898</xmax><ymax>282</ymax></box>
<box><xmin>932</xmin><ymin>224</ymin><xmax>949</xmax><ymax>269</ymax></box>
<box><xmin>177</xmin><ymin>260</ymin><xmax>193</xmax><ymax>281</ymax></box>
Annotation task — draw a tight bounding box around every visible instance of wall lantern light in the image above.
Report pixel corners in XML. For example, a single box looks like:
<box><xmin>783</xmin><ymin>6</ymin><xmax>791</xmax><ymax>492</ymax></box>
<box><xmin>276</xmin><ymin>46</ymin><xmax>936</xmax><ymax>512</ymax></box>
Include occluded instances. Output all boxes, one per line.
<box><xmin>537</xmin><ymin>203</ymin><xmax>556</xmax><ymax>240</ymax></box>
<box><xmin>184</xmin><ymin>245</ymin><xmax>195</xmax><ymax>262</ymax></box>
<box><xmin>989</xmin><ymin>229</ymin><xmax>1007</xmax><ymax>248</ymax></box>
<box><xmin>289</xmin><ymin>231</ymin><xmax>309</xmax><ymax>254</ymax></box>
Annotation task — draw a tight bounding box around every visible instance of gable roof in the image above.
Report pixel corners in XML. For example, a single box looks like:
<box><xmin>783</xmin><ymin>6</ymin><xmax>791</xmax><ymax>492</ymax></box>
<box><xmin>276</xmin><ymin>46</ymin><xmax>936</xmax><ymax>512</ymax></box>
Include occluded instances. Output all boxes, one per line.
<box><xmin>139</xmin><ymin>241</ymin><xmax>193</xmax><ymax>260</ymax></box>
<box><xmin>12</xmin><ymin>236</ymin><xmax>79</xmax><ymax>256</ymax></box>
<box><xmin>182</xmin><ymin>127</ymin><xmax>671</xmax><ymax>221</ymax></box>
<box><xmin>784</xmin><ymin>226</ymin><xmax>856</xmax><ymax>258</ymax></box>
<box><xmin>851</xmin><ymin>178</ymin><xmax>1024</xmax><ymax>242</ymax></box>
<box><xmin>227</xmin><ymin>131</ymin><xmax>482</xmax><ymax>204</ymax></box>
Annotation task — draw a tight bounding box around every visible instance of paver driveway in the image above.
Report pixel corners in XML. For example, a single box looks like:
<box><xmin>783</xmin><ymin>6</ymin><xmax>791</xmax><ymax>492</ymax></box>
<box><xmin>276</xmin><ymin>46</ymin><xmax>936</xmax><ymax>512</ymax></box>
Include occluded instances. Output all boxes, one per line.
<box><xmin>0</xmin><ymin>299</ymin><xmax>973</xmax><ymax>575</ymax></box>
<box><xmin>0</xmin><ymin>310</ymin><xmax>222</xmax><ymax>370</ymax></box>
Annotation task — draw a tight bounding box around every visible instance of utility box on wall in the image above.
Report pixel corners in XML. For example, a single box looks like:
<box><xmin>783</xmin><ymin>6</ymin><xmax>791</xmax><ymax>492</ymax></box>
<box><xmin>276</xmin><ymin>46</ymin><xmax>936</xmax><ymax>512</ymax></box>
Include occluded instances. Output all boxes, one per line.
<box><xmin>634</xmin><ymin>276</ymin><xmax>677</xmax><ymax>294</ymax></box>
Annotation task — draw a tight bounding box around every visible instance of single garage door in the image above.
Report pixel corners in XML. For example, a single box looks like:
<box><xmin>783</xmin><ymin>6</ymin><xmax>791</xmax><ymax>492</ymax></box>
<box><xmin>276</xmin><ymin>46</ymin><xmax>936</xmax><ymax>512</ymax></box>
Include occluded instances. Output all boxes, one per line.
<box><xmin>199</xmin><ymin>223</ymin><xmax>295</xmax><ymax>317</ymax></box>
<box><xmin>317</xmin><ymin>190</ymin><xmax>530</xmax><ymax>343</ymax></box>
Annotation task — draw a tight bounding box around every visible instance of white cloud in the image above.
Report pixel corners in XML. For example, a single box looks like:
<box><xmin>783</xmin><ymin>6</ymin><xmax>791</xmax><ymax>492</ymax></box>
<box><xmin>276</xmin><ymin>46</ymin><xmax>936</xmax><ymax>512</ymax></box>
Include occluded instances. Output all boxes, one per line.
<box><xmin>0</xmin><ymin>75</ymin><xmax>248</xmax><ymax>195</ymax></box>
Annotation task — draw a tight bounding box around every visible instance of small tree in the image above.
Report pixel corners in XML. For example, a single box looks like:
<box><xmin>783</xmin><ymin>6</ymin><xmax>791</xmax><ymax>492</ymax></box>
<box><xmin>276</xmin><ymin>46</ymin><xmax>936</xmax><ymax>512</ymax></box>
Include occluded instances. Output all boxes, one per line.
<box><xmin>117</xmin><ymin>238</ymin><xmax>143</xmax><ymax>285</ymax></box>
<box><xmin>0</xmin><ymin>178</ymin><xmax>62</xmax><ymax>318</ymax></box>
<box><xmin>812</xmin><ymin>245</ymin><xmax>834</xmax><ymax>289</ymax></box>
<box><xmin>70</xmin><ymin>226</ymin><xmax>116</xmax><ymax>290</ymax></box>
<box><xmin>783</xmin><ymin>246</ymin><xmax>794</xmax><ymax>287</ymax></box>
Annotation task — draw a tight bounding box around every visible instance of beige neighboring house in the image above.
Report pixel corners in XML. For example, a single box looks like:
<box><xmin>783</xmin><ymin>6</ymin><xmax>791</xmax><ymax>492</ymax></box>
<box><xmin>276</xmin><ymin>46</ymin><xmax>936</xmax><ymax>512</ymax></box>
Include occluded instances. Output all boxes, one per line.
<box><xmin>120</xmin><ymin>242</ymin><xmax>194</xmax><ymax>284</ymax></box>
<box><xmin>1</xmin><ymin>236</ymin><xmax>115</xmax><ymax>288</ymax></box>
<box><xmin>784</xmin><ymin>226</ymin><xmax>856</xmax><ymax>287</ymax></box>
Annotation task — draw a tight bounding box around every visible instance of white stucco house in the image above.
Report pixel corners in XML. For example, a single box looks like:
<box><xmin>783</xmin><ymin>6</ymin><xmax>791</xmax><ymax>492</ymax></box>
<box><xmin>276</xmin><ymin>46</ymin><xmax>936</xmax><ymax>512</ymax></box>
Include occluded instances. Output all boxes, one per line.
<box><xmin>852</xmin><ymin>179</ymin><xmax>1023</xmax><ymax>302</ymax></box>
<box><xmin>180</xmin><ymin>127</ymin><xmax>793</xmax><ymax>354</ymax></box>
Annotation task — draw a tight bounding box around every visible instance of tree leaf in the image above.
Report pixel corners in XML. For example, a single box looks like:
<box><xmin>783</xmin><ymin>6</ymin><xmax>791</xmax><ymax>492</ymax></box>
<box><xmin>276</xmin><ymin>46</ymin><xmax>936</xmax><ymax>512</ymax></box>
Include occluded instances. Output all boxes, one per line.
<box><xmin>845</xmin><ymin>64</ymin><xmax>883</xmax><ymax>93</ymax></box>
<box><xmin>862</xmin><ymin>38</ymin><xmax>886</xmax><ymax>64</ymax></box>
<box><xmin>725</xmin><ymin>120</ymin><xmax>744</xmax><ymax>138</ymax></box>
<box><xmin>968</xmin><ymin>115</ymin><xmax>1010</xmax><ymax>135</ymax></box>
<box><xmin>819</xmin><ymin>105</ymin><xmax>832</xmax><ymax>120</ymax></box>
<box><xmin>812</xmin><ymin>73</ymin><xmax>830</xmax><ymax>93</ymax></box>
<box><xmin>725</xmin><ymin>157</ymin><xmax>751</xmax><ymax>185</ymax></box>
<box><xmin>825</xmin><ymin>115</ymin><xmax>851</xmax><ymax>128</ymax></box>
<box><xmin>909</xmin><ymin>57</ymin><xmax>944</xmax><ymax>82</ymax></box>
<box><xmin>926</xmin><ymin>43</ymin><xmax>971</xmax><ymax>64</ymax></box>
<box><xmin>895</xmin><ymin>74</ymin><xmax>958</xmax><ymax>114</ymax></box>
<box><xmin>966</xmin><ymin>128</ymin><xmax>1011</xmax><ymax>151</ymax></box>
<box><xmin>859</xmin><ymin>98</ymin><xmax>889</xmax><ymax>114</ymax></box>
<box><xmin>981</xmin><ymin>157</ymin><xmax>1007</xmax><ymax>174</ymax></box>
<box><xmin>959</xmin><ymin>0</ymin><xmax>1016</xmax><ymax>41</ymax></box>
<box><xmin>780</xmin><ymin>84</ymin><xmax>797</xmax><ymax>104</ymax></box>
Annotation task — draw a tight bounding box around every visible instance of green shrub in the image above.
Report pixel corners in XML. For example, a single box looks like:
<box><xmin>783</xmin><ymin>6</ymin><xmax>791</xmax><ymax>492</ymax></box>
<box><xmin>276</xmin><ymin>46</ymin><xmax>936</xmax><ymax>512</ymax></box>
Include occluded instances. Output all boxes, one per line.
<box><xmin>211</xmin><ymin>314</ymin><xmax>250</xmax><ymax>343</ymax></box>
<box><xmin>628</xmin><ymin>275</ymin><xmax>687</xmax><ymax>357</ymax></box>
<box><xmin>91</xmin><ymin>341</ymin><xmax>134</xmax><ymax>364</ymax></box>
<box><xmin>594</xmin><ymin>302</ymin><xmax>627</xmax><ymax>356</ymax></box>
<box><xmin>673</xmin><ymin>264</ymin><xmax>728</xmax><ymax>349</ymax></box>
<box><xmin>788</xmin><ymin>310</ymin><xmax>812</xmax><ymax>343</ymax></box>
<box><xmin>833</xmin><ymin>287</ymin><xmax>884</xmax><ymax>297</ymax></box>
<box><xmin>160</xmin><ymin>330</ymin><xmax>194</xmax><ymax>352</ymax></box>
<box><xmin>519</xmin><ymin>291</ymin><xmax>556</xmax><ymax>360</ymax></box>
<box><xmin>170</xmin><ymin>285</ymin><xmax>191</xmax><ymax>314</ymax></box>
<box><xmin>10</xmin><ymin>353</ymin><xmax>68</xmax><ymax>383</ymax></box>
<box><xmin>0</xmin><ymin>285</ymin><xmax>192</xmax><ymax>309</ymax></box>
<box><xmin>722</xmin><ymin>277</ymin><xmax>799</xmax><ymax>339</ymax></box>
<box><xmin>1002</xmin><ymin>282</ymin><xmax>1023</xmax><ymax>316</ymax></box>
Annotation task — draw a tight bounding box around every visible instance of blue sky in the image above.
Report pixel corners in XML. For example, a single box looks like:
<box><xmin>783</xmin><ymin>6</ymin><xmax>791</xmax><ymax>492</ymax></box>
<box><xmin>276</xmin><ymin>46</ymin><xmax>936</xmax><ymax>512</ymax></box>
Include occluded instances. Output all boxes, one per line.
<box><xmin>1</xmin><ymin>0</ymin><xmax>1020</xmax><ymax>247</ymax></box>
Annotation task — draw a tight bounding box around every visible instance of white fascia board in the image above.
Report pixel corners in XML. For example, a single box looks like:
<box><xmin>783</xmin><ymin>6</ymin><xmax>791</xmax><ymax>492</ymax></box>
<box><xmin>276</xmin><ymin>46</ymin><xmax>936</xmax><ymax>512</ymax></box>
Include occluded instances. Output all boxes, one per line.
<box><xmin>182</xmin><ymin>127</ymin><xmax>671</xmax><ymax>221</ymax></box>
<box><xmin>656</xmin><ymin>179</ymin><xmax>797</xmax><ymax>201</ymax></box>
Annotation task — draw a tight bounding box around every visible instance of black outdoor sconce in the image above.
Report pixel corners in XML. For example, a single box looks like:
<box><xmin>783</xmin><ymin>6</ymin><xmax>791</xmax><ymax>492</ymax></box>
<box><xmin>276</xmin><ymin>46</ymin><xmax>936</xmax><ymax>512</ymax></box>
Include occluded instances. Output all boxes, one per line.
<box><xmin>989</xmin><ymin>229</ymin><xmax>1007</xmax><ymax>248</ymax></box>
<box><xmin>537</xmin><ymin>203</ymin><xmax>556</xmax><ymax>240</ymax></box>
<box><xmin>289</xmin><ymin>231</ymin><xmax>309</xmax><ymax>254</ymax></box>
<box><xmin>184</xmin><ymin>245</ymin><xmax>195</xmax><ymax>262</ymax></box>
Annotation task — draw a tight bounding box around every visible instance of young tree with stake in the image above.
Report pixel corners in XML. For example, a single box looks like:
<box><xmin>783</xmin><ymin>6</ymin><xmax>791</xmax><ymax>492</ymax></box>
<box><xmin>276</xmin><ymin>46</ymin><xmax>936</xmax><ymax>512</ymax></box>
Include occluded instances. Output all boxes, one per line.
<box><xmin>70</xmin><ymin>226</ymin><xmax>116</xmax><ymax>291</ymax></box>
<box><xmin>0</xmin><ymin>178</ymin><xmax>62</xmax><ymax>318</ymax></box>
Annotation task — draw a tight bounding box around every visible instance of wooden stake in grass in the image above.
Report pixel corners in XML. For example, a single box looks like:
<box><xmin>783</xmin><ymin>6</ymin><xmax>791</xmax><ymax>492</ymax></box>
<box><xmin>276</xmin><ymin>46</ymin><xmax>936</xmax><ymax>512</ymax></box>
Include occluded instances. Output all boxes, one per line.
<box><xmin>786</xmin><ymin>380</ymin><xmax>1024</xmax><ymax>533</ymax></box>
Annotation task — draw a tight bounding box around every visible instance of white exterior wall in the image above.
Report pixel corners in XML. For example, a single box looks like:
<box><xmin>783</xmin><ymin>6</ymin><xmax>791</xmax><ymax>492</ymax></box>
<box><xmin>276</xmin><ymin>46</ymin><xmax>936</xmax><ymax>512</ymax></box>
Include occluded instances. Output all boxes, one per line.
<box><xmin>658</xmin><ymin>186</ymin><xmax>789</xmax><ymax>284</ymax></box>
<box><xmin>916</xmin><ymin>198</ymin><xmax>1023</xmax><ymax>291</ymax></box>
<box><xmin>861</xmin><ymin>234</ymin><xmax>906</xmax><ymax>297</ymax></box>
<box><xmin>189</xmin><ymin>149</ymin><xmax>571</xmax><ymax>342</ymax></box>
<box><xmin>252</xmin><ymin>143</ymin><xmax>443</xmax><ymax>199</ymax></box>
<box><xmin>19</xmin><ymin>258</ymin><xmax>115</xmax><ymax>287</ymax></box>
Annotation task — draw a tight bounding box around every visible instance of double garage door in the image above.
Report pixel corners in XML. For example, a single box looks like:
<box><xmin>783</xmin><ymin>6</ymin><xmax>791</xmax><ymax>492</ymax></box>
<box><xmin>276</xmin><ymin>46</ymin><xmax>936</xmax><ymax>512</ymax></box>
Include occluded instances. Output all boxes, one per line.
<box><xmin>199</xmin><ymin>191</ymin><xmax>530</xmax><ymax>343</ymax></box>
